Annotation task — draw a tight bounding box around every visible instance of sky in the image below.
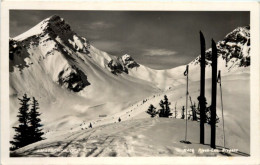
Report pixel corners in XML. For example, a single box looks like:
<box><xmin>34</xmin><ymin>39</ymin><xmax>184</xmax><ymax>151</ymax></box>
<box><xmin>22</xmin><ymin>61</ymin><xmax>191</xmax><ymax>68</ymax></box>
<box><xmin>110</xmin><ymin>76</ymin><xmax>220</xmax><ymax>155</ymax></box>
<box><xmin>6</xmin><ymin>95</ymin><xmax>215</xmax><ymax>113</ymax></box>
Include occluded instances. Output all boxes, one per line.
<box><xmin>10</xmin><ymin>10</ymin><xmax>249</xmax><ymax>69</ymax></box>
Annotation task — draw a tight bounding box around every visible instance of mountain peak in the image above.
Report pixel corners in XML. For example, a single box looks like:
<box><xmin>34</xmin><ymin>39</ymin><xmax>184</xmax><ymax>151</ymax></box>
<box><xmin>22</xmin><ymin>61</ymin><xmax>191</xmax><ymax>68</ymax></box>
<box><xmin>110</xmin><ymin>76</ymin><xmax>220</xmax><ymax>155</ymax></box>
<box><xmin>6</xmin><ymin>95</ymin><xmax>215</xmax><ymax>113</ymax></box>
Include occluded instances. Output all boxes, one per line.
<box><xmin>43</xmin><ymin>15</ymin><xmax>72</xmax><ymax>37</ymax></box>
<box><xmin>48</xmin><ymin>15</ymin><xmax>63</xmax><ymax>22</ymax></box>
<box><xmin>13</xmin><ymin>15</ymin><xmax>71</xmax><ymax>41</ymax></box>
<box><xmin>12</xmin><ymin>15</ymin><xmax>90</xmax><ymax>54</ymax></box>
<box><xmin>121</xmin><ymin>54</ymin><xmax>139</xmax><ymax>69</ymax></box>
<box><xmin>107</xmin><ymin>54</ymin><xmax>140</xmax><ymax>75</ymax></box>
<box><xmin>121</xmin><ymin>54</ymin><xmax>132</xmax><ymax>63</ymax></box>
<box><xmin>223</xmin><ymin>25</ymin><xmax>250</xmax><ymax>44</ymax></box>
<box><xmin>190</xmin><ymin>25</ymin><xmax>250</xmax><ymax>70</ymax></box>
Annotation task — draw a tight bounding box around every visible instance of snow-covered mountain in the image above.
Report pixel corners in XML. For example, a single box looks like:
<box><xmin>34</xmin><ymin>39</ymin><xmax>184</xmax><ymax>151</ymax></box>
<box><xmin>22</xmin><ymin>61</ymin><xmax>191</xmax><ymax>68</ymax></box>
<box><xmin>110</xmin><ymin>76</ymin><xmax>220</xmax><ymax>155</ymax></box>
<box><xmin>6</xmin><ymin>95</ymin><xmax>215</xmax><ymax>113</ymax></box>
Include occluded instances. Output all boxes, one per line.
<box><xmin>97</xmin><ymin>25</ymin><xmax>250</xmax><ymax>90</ymax></box>
<box><xmin>9</xmin><ymin>15</ymin><xmax>250</xmax><ymax>143</ymax></box>
<box><xmin>125</xmin><ymin>26</ymin><xmax>250</xmax><ymax>89</ymax></box>
<box><xmin>9</xmin><ymin>15</ymin><xmax>160</xmax><ymax>133</ymax></box>
<box><xmin>190</xmin><ymin>26</ymin><xmax>250</xmax><ymax>69</ymax></box>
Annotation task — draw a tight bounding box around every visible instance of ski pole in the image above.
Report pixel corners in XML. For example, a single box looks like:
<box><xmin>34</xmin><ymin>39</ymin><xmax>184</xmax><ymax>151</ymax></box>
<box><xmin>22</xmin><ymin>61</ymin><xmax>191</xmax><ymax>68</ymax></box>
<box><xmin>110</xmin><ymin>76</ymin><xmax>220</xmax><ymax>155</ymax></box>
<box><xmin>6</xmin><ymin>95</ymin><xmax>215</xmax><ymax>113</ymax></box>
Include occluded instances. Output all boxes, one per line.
<box><xmin>218</xmin><ymin>70</ymin><xmax>225</xmax><ymax>148</ymax></box>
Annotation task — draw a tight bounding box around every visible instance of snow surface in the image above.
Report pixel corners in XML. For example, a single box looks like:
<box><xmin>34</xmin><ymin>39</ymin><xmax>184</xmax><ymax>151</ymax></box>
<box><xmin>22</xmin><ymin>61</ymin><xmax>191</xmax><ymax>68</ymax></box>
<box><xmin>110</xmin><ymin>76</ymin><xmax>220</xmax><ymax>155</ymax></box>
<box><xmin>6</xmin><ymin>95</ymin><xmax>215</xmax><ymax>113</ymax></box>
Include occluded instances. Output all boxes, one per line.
<box><xmin>10</xmin><ymin>69</ymin><xmax>250</xmax><ymax>156</ymax></box>
<box><xmin>11</xmin><ymin>118</ymin><xmax>249</xmax><ymax>157</ymax></box>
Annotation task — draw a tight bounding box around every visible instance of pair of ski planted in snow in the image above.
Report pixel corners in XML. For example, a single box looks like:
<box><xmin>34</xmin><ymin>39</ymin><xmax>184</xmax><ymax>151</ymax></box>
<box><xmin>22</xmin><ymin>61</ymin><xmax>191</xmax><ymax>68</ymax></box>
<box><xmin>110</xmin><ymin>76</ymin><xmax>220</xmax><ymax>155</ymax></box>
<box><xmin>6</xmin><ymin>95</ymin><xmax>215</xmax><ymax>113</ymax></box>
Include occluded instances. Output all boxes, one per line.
<box><xmin>182</xmin><ymin>31</ymin><xmax>225</xmax><ymax>149</ymax></box>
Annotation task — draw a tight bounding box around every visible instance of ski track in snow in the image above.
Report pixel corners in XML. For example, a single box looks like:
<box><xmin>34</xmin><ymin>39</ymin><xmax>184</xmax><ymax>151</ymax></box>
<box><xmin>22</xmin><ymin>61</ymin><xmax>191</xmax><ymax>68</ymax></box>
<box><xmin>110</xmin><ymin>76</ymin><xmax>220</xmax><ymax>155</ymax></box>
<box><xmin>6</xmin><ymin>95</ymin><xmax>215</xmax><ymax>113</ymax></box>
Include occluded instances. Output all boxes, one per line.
<box><xmin>11</xmin><ymin>118</ymin><xmax>249</xmax><ymax>157</ymax></box>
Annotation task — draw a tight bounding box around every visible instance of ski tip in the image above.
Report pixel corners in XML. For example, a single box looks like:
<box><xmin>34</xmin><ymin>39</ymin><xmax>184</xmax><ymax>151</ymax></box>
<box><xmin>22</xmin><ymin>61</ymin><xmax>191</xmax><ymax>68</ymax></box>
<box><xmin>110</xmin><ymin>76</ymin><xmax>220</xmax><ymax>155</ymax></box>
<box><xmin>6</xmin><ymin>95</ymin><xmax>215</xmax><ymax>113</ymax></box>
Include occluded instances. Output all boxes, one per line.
<box><xmin>199</xmin><ymin>31</ymin><xmax>204</xmax><ymax>36</ymax></box>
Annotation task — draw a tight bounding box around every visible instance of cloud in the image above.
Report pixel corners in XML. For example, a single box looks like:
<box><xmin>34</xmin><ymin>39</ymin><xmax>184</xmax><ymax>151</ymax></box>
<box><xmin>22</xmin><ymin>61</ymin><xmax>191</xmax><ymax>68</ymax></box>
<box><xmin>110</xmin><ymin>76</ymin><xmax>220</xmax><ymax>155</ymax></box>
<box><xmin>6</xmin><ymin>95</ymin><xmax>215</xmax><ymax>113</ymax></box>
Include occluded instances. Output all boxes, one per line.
<box><xmin>139</xmin><ymin>56</ymin><xmax>188</xmax><ymax>69</ymax></box>
<box><xmin>142</xmin><ymin>49</ymin><xmax>177</xmax><ymax>56</ymax></box>
<box><xmin>87</xmin><ymin>21</ymin><xmax>114</xmax><ymax>30</ymax></box>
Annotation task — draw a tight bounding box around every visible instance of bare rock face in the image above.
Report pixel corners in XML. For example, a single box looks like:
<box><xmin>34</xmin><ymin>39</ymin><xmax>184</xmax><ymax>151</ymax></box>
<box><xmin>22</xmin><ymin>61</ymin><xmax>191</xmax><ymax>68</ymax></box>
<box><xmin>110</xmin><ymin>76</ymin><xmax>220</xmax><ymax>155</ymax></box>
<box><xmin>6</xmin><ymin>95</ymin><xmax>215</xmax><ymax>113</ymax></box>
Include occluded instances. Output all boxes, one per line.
<box><xmin>107</xmin><ymin>59</ymin><xmax>127</xmax><ymax>75</ymax></box>
<box><xmin>107</xmin><ymin>54</ymin><xmax>140</xmax><ymax>75</ymax></box>
<box><xmin>43</xmin><ymin>15</ymin><xmax>90</xmax><ymax>54</ymax></box>
<box><xmin>57</xmin><ymin>66</ymin><xmax>90</xmax><ymax>92</ymax></box>
<box><xmin>9</xmin><ymin>39</ymin><xmax>29</xmax><ymax>72</ymax></box>
<box><xmin>192</xmin><ymin>26</ymin><xmax>250</xmax><ymax>69</ymax></box>
<box><xmin>220</xmin><ymin>26</ymin><xmax>250</xmax><ymax>67</ymax></box>
<box><xmin>121</xmin><ymin>54</ymin><xmax>140</xmax><ymax>69</ymax></box>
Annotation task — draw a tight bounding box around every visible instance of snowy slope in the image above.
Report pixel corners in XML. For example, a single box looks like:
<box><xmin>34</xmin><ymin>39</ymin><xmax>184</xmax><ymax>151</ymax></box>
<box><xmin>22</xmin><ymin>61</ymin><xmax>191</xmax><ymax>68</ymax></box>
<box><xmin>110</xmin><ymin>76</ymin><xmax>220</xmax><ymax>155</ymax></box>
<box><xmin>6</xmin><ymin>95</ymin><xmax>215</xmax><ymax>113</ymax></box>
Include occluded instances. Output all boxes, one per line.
<box><xmin>48</xmin><ymin>68</ymin><xmax>248</xmax><ymax>156</ymax></box>
<box><xmin>123</xmin><ymin>26</ymin><xmax>250</xmax><ymax>90</ymax></box>
<box><xmin>10</xmin><ymin>68</ymin><xmax>250</xmax><ymax>156</ymax></box>
<box><xmin>9</xmin><ymin>15</ymin><xmax>160</xmax><ymax>137</ymax></box>
<box><xmin>11</xmin><ymin>118</ymin><xmax>249</xmax><ymax>157</ymax></box>
<box><xmin>114</xmin><ymin>70</ymin><xmax>250</xmax><ymax>154</ymax></box>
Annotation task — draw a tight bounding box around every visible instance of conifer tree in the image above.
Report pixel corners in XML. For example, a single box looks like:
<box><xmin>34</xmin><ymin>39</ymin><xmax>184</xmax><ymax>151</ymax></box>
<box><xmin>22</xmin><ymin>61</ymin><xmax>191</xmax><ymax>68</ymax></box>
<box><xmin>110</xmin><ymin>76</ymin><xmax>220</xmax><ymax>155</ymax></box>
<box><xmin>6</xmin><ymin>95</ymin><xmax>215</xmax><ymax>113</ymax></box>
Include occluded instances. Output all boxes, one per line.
<box><xmin>181</xmin><ymin>106</ymin><xmax>185</xmax><ymax>119</ymax></box>
<box><xmin>89</xmin><ymin>123</ymin><xmax>92</xmax><ymax>128</ymax></box>
<box><xmin>10</xmin><ymin>94</ymin><xmax>31</xmax><ymax>150</ymax></box>
<box><xmin>28</xmin><ymin>97</ymin><xmax>44</xmax><ymax>143</ymax></box>
<box><xmin>146</xmin><ymin>104</ymin><xmax>157</xmax><ymax>117</ymax></box>
<box><xmin>158</xmin><ymin>95</ymin><xmax>172</xmax><ymax>117</ymax></box>
<box><xmin>205</xmin><ymin>106</ymin><xmax>220</xmax><ymax>125</ymax></box>
<box><xmin>164</xmin><ymin>95</ymin><xmax>172</xmax><ymax>117</ymax></box>
<box><xmin>192</xmin><ymin>103</ymin><xmax>197</xmax><ymax>121</ymax></box>
<box><xmin>196</xmin><ymin>98</ymin><xmax>219</xmax><ymax>124</ymax></box>
<box><xmin>158</xmin><ymin>100</ymin><xmax>165</xmax><ymax>117</ymax></box>
<box><xmin>174</xmin><ymin>102</ymin><xmax>178</xmax><ymax>118</ymax></box>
